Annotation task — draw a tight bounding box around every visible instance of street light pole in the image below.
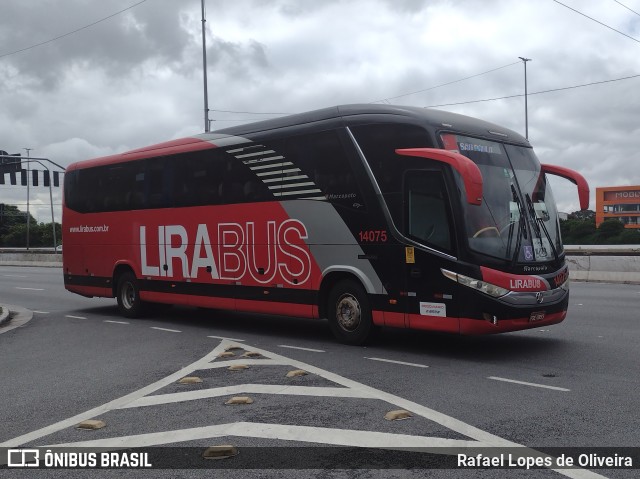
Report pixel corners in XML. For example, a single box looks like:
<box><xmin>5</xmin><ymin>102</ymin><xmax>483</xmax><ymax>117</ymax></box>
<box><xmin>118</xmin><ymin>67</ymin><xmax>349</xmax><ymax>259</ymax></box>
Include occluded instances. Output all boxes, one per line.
<box><xmin>201</xmin><ymin>0</ymin><xmax>210</xmax><ymax>132</ymax></box>
<box><xmin>20</xmin><ymin>158</ymin><xmax>59</xmax><ymax>252</ymax></box>
<box><xmin>518</xmin><ymin>57</ymin><xmax>531</xmax><ymax>140</ymax></box>
<box><xmin>24</xmin><ymin>147</ymin><xmax>33</xmax><ymax>250</ymax></box>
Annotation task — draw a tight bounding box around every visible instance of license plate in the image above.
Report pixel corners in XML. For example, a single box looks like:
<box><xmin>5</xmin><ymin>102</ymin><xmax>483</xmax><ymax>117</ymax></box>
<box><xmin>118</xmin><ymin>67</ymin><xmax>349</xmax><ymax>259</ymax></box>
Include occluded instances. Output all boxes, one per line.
<box><xmin>529</xmin><ymin>311</ymin><xmax>545</xmax><ymax>322</ymax></box>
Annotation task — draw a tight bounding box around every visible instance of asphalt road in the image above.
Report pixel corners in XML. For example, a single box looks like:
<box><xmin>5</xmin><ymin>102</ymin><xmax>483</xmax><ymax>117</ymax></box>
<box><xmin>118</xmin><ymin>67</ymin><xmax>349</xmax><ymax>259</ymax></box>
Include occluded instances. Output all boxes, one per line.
<box><xmin>0</xmin><ymin>265</ymin><xmax>638</xmax><ymax>478</ymax></box>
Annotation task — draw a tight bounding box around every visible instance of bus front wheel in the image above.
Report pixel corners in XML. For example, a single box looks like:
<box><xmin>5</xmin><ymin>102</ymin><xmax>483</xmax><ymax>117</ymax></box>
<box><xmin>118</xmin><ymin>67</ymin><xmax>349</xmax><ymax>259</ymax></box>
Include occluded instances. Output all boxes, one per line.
<box><xmin>327</xmin><ymin>279</ymin><xmax>373</xmax><ymax>345</ymax></box>
<box><xmin>116</xmin><ymin>272</ymin><xmax>144</xmax><ymax>318</ymax></box>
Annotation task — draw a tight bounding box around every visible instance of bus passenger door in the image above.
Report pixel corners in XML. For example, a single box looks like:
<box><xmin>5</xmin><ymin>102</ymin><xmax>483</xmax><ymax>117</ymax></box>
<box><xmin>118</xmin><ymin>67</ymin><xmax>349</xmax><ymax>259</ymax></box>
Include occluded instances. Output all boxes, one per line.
<box><xmin>403</xmin><ymin>169</ymin><xmax>460</xmax><ymax>333</ymax></box>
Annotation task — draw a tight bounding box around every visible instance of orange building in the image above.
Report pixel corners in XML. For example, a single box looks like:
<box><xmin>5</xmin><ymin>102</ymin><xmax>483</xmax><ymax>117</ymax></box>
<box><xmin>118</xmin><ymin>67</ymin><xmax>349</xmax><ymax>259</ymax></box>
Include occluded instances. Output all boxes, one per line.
<box><xmin>595</xmin><ymin>186</ymin><xmax>640</xmax><ymax>229</ymax></box>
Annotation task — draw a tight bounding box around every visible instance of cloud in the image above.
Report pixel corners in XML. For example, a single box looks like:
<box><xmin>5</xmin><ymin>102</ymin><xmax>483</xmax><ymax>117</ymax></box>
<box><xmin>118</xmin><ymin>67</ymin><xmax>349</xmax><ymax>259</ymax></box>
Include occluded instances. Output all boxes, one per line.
<box><xmin>1</xmin><ymin>0</ymin><xmax>640</xmax><ymax>218</ymax></box>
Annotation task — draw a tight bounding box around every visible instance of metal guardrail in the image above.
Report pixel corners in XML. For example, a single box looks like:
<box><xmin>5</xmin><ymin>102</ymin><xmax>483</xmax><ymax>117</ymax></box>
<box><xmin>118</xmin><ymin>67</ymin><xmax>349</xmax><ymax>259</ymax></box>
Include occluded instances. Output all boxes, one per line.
<box><xmin>564</xmin><ymin>245</ymin><xmax>640</xmax><ymax>256</ymax></box>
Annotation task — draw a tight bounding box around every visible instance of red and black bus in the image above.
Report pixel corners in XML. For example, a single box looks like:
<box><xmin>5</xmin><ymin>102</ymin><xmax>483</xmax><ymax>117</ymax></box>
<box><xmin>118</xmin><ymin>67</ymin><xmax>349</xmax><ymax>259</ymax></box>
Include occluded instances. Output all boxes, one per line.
<box><xmin>63</xmin><ymin>104</ymin><xmax>588</xmax><ymax>344</ymax></box>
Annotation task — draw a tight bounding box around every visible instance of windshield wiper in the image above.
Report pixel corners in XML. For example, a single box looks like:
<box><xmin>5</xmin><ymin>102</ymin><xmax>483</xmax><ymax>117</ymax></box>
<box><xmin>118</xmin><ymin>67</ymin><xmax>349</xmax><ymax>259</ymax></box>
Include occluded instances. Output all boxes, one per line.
<box><xmin>525</xmin><ymin>193</ymin><xmax>559</xmax><ymax>262</ymax></box>
<box><xmin>509</xmin><ymin>184</ymin><xmax>527</xmax><ymax>266</ymax></box>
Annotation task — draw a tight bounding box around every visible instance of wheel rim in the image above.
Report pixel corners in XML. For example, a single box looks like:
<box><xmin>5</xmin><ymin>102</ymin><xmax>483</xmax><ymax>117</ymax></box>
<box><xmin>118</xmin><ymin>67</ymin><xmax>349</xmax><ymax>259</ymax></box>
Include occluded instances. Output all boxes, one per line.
<box><xmin>121</xmin><ymin>282</ymin><xmax>136</xmax><ymax>310</ymax></box>
<box><xmin>335</xmin><ymin>293</ymin><xmax>361</xmax><ymax>332</ymax></box>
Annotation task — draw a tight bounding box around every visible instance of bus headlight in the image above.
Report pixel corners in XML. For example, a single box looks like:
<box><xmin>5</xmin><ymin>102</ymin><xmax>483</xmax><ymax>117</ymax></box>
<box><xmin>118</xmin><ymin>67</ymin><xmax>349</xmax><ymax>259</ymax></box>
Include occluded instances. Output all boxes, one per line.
<box><xmin>441</xmin><ymin>269</ymin><xmax>509</xmax><ymax>298</ymax></box>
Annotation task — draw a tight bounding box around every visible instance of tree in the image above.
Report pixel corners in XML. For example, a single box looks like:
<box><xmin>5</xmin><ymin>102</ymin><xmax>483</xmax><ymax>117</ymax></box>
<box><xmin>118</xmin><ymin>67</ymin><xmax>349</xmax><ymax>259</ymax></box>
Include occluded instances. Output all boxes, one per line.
<box><xmin>617</xmin><ymin>229</ymin><xmax>640</xmax><ymax>244</ymax></box>
<box><xmin>567</xmin><ymin>209</ymin><xmax>595</xmax><ymax>221</ymax></box>
<box><xmin>0</xmin><ymin>204</ymin><xmax>57</xmax><ymax>247</ymax></box>
<box><xmin>596</xmin><ymin>219</ymin><xmax>625</xmax><ymax>241</ymax></box>
<box><xmin>560</xmin><ymin>213</ymin><xmax>596</xmax><ymax>244</ymax></box>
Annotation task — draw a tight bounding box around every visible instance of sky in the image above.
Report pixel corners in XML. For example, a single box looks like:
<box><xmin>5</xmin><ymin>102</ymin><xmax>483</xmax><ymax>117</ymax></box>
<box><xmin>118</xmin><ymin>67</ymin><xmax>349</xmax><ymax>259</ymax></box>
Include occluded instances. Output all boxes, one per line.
<box><xmin>1</xmin><ymin>0</ymin><xmax>640</xmax><ymax>224</ymax></box>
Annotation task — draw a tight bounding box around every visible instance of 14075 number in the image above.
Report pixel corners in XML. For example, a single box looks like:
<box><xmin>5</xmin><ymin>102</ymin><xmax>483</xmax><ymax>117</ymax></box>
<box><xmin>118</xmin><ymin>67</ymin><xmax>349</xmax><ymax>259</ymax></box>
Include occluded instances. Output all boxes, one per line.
<box><xmin>359</xmin><ymin>230</ymin><xmax>388</xmax><ymax>242</ymax></box>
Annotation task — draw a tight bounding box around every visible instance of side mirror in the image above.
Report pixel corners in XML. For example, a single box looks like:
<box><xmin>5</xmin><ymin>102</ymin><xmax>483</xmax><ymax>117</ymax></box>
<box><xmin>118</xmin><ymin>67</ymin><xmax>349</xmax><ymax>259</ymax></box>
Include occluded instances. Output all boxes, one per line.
<box><xmin>396</xmin><ymin>148</ymin><xmax>484</xmax><ymax>205</ymax></box>
<box><xmin>541</xmin><ymin>164</ymin><xmax>590</xmax><ymax>210</ymax></box>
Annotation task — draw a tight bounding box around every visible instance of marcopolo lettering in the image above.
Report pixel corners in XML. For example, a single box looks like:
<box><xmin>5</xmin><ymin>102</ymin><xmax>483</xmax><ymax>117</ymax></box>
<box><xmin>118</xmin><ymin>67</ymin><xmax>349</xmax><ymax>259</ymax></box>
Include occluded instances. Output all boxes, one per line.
<box><xmin>140</xmin><ymin>219</ymin><xmax>311</xmax><ymax>285</ymax></box>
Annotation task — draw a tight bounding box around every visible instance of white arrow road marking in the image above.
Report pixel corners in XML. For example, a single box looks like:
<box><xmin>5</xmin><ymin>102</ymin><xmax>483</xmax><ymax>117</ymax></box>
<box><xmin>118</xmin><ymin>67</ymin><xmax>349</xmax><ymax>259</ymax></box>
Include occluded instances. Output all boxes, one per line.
<box><xmin>0</xmin><ymin>345</ymin><xmax>225</xmax><ymax>448</ymax></box>
<box><xmin>0</xmin><ymin>340</ymin><xmax>606</xmax><ymax>479</ymax></box>
<box><xmin>120</xmin><ymin>385</ymin><xmax>373</xmax><ymax>409</ymax></box>
<box><xmin>48</xmin><ymin>423</ymin><xmax>478</xmax><ymax>449</ymax></box>
<box><xmin>207</xmin><ymin>335</ymin><xmax>245</xmax><ymax>342</ymax></box>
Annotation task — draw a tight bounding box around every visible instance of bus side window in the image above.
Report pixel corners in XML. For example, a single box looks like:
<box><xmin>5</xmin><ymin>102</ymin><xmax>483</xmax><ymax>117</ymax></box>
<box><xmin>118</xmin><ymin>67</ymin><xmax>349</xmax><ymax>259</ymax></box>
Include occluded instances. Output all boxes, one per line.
<box><xmin>350</xmin><ymin>123</ymin><xmax>434</xmax><ymax>227</ymax></box>
<box><xmin>404</xmin><ymin>170</ymin><xmax>453</xmax><ymax>253</ymax></box>
<box><xmin>285</xmin><ymin>130</ymin><xmax>364</xmax><ymax>209</ymax></box>
<box><xmin>146</xmin><ymin>156</ymin><xmax>173</xmax><ymax>209</ymax></box>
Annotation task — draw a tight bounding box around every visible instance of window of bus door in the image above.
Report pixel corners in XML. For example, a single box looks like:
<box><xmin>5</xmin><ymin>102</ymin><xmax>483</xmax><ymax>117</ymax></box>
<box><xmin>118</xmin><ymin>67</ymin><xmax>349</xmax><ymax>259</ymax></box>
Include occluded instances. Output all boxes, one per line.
<box><xmin>404</xmin><ymin>170</ymin><xmax>454</xmax><ymax>254</ymax></box>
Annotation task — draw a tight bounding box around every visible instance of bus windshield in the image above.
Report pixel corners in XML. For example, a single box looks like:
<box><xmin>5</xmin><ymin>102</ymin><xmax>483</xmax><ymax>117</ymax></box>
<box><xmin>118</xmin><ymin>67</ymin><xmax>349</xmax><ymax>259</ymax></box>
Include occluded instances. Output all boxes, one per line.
<box><xmin>442</xmin><ymin>134</ymin><xmax>563</xmax><ymax>263</ymax></box>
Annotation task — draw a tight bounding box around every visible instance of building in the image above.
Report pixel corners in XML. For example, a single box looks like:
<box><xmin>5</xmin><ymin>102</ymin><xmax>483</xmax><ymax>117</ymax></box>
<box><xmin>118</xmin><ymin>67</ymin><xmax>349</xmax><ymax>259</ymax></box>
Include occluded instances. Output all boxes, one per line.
<box><xmin>595</xmin><ymin>186</ymin><xmax>640</xmax><ymax>229</ymax></box>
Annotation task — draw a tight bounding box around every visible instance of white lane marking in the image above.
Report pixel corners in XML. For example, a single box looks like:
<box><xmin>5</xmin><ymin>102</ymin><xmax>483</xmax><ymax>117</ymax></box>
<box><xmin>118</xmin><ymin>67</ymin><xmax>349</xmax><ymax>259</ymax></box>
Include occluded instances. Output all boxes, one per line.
<box><xmin>278</xmin><ymin>345</ymin><xmax>325</xmax><ymax>353</ymax></box>
<box><xmin>48</xmin><ymin>423</ymin><xmax>479</xmax><ymax>449</ymax></box>
<box><xmin>65</xmin><ymin>315</ymin><xmax>87</xmax><ymax>320</ymax></box>
<box><xmin>488</xmin><ymin>376</ymin><xmax>570</xmax><ymax>392</ymax></box>
<box><xmin>121</xmin><ymin>385</ymin><xmax>371</xmax><ymax>409</ymax></box>
<box><xmin>150</xmin><ymin>327</ymin><xmax>181</xmax><ymax>333</ymax></box>
<box><xmin>16</xmin><ymin>287</ymin><xmax>44</xmax><ymax>291</ymax></box>
<box><xmin>33</xmin><ymin>311</ymin><xmax>50</xmax><ymax>314</ymax></box>
<box><xmin>3</xmin><ymin>274</ymin><xmax>27</xmax><ymax>278</ymax></box>
<box><xmin>104</xmin><ymin>320</ymin><xmax>129</xmax><ymax>325</ymax></box>
<box><xmin>207</xmin><ymin>335</ymin><xmax>245</xmax><ymax>342</ymax></box>
<box><xmin>365</xmin><ymin>357</ymin><xmax>429</xmax><ymax>369</ymax></box>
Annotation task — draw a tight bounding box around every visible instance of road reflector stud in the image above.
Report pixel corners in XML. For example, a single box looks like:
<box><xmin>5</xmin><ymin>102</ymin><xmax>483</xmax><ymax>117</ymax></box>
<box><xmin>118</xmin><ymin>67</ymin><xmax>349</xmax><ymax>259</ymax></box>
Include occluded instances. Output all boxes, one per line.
<box><xmin>203</xmin><ymin>445</ymin><xmax>239</xmax><ymax>460</ymax></box>
<box><xmin>178</xmin><ymin>376</ymin><xmax>203</xmax><ymax>384</ymax></box>
<box><xmin>228</xmin><ymin>364</ymin><xmax>249</xmax><ymax>371</ymax></box>
<box><xmin>241</xmin><ymin>351</ymin><xmax>262</xmax><ymax>358</ymax></box>
<box><xmin>218</xmin><ymin>352</ymin><xmax>235</xmax><ymax>358</ymax></box>
<box><xmin>286</xmin><ymin>369</ymin><xmax>308</xmax><ymax>377</ymax></box>
<box><xmin>384</xmin><ymin>410</ymin><xmax>412</xmax><ymax>421</ymax></box>
<box><xmin>225</xmin><ymin>396</ymin><xmax>254</xmax><ymax>405</ymax></box>
<box><xmin>76</xmin><ymin>419</ymin><xmax>106</xmax><ymax>430</ymax></box>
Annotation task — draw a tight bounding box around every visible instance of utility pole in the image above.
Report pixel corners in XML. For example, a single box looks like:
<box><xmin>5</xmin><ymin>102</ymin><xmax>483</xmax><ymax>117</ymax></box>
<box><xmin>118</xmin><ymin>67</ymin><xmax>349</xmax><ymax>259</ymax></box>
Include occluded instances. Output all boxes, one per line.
<box><xmin>24</xmin><ymin>147</ymin><xmax>33</xmax><ymax>250</ymax></box>
<box><xmin>518</xmin><ymin>57</ymin><xmax>531</xmax><ymax>140</ymax></box>
<box><xmin>201</xmin><ymin>0</ymin><xmax>211</xmax><ymax>132</ymax></box>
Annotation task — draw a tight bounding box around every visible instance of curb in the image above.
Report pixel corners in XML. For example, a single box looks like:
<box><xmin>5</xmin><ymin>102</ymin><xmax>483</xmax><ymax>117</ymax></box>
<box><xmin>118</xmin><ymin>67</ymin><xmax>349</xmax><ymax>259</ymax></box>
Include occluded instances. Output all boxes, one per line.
<box><xmin>0</xmin><ymin>304</ymin><xmax>34</xmax><ymax>334</ymax></box>
<box><xmin>0</xmin><ymin>303</ymin><xmax>11</xmax><ymax>326</ymax></box>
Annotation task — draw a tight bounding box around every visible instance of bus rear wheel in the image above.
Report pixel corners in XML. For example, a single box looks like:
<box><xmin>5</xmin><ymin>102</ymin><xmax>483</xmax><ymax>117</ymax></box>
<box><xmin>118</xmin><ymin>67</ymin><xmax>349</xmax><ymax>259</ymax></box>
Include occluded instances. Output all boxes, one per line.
<box><xmin>327</xmin><ymin>279</ymin><xmax>374</xmax><ymax>345</ymax></box>
<box><xmin>116</xmin><ymin>272</ymin><xmax>144</xmax><ymax>318</ymax></box>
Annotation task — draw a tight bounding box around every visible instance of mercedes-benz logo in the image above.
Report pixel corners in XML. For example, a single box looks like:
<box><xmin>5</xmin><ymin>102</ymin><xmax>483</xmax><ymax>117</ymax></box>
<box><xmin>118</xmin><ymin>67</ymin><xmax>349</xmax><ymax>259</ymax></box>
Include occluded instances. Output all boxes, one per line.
<box><xmin>535</xmin><ymin>292</ymin><xmax>544</xmax><ymax>304</ymax></box>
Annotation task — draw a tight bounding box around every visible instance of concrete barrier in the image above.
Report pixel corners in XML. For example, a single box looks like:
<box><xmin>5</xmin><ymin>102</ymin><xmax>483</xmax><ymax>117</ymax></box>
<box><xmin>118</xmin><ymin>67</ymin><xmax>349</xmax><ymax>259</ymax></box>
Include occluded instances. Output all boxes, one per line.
<box><xmin>1</xmin><ymin>246</ymin><xmax>640</xmax><ymax>283</ymax></box>
<box><xmin>0</xmin><ymin>250</ymin><xmax>62</xmax><ymax>267</ymax></box>
<box><xmin>564</xmin><ymin>245</ymin><xmax>640</xmax><ymax>284</ymax></box>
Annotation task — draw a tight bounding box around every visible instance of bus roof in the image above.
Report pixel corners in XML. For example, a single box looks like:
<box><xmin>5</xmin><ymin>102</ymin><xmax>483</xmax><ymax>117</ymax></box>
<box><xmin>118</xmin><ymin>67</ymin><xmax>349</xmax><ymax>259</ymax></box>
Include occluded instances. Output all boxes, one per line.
<box><xmin>67</xmin><ymin>104</ymin><xmax>529</xmax><ymax>171</ymax></box>
<box><xmin>212</xmin><ymin>104</ymin><xmax>530</xmax><ymax>146</ymax></box>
